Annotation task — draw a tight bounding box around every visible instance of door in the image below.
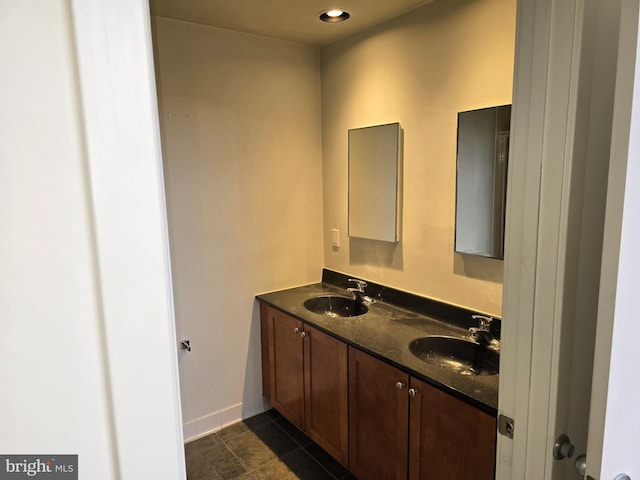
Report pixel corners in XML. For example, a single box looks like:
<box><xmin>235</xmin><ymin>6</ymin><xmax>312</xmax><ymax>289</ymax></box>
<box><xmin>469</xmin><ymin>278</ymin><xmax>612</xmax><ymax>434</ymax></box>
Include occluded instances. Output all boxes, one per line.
<box><xmin>267</xmin><ymin>306</ymin><xmax>305</xmax><ymax>429</ymax></box>
<box><xmin>303</xmin><ymin>325</ymin><xmax>349</xmax><ymax>466</ymax></box>
<box><xmin>348</xmin><ymin>347</ymin><xmax>409</xmax><ymax>480</ymax></box>
<box><xmin>499</xmin><ymin>0</ymin><xmax>636</xmax><ymax>478</ymax></box>
<box><xmin>409</xmin><ymin>378</ymin><xmax>496</xmax><ymax>480</ymax></box>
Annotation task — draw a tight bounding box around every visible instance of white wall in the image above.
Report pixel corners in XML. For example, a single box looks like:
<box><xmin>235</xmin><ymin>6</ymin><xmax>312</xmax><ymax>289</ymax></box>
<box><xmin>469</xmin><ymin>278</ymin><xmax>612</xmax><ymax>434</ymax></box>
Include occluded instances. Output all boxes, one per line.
<box><xmin>0</xmin><ymin>1</ymin><xmax>185</xmax><ymax>478</ymax></box>
<box><xmin>0</xmin><ymin>3</ymin><xmax>116</xmax><ymax>473</ymax></box>
<box><xmin>152</xmin><ymin>18</ymin><xmax>324</xmax><ymax>440</ymax></box>
<box><xmin>321</xmin><ymin>0</ymin><xmax>516</xmax><ymax>316</ymax></box>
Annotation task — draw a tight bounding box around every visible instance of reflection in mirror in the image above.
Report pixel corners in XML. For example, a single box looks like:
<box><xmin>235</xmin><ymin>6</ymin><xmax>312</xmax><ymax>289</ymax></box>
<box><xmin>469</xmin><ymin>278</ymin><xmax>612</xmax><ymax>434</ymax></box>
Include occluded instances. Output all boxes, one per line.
<box><xmin>455</xmin><ymin>105</ymin><xmax>511</xmax><ymax>259</ymax></box>
<box><xmin>349</xmin><ymin>122</ymin><xmax>402</xmax><ymax>242</ymax></box>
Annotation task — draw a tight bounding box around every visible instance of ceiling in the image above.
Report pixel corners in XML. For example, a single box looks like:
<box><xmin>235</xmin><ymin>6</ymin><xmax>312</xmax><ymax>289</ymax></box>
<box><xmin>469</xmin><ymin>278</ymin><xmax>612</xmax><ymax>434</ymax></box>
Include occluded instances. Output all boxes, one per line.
<box><xmin>149</xmin><ymin>0</ymin><xmax>434</xmax><ymax>46</ymax></box>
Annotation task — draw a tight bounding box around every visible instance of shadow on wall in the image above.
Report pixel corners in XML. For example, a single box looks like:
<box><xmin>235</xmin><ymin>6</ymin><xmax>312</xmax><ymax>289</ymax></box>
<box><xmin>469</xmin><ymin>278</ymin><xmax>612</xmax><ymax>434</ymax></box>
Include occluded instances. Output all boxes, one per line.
<box><xmin>453</xmin><ymin>253</ymin><xmax>503</xmax><ymax>283</ymax></box>
<box><xmin>349</xmin><ymin>237</ymin><xmax>404</xmax><ymax>271</ymax></box>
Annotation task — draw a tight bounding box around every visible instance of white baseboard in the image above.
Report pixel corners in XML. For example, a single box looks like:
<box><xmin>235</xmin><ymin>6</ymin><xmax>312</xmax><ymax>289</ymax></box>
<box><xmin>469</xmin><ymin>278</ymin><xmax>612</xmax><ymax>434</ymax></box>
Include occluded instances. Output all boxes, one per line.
<box><xmin>183</xmin><ymin>396</ymin><xmax>271</xmax><ymax>443</ymax></box>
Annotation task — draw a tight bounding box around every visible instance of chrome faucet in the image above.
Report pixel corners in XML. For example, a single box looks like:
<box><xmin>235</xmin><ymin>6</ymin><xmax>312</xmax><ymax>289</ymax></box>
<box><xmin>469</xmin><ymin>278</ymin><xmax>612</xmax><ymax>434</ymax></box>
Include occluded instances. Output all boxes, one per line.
<box><xmin>347</xmin><ymin>278</ymin><xmax>374</xmax><ymax>304</ymax></box>
<box><xmin>468</xmin><ymin>314</ymin><xmax>500</xmax><ymax>352</ymax></box>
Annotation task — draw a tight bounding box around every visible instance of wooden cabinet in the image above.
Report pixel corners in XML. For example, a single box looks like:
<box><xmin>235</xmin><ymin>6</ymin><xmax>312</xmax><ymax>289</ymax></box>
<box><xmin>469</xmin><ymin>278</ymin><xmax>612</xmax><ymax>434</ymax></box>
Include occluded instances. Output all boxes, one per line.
<box><xmin>348</xmin><ymin>347</ymin><xmax>496</xmax><ymax>480</ymax></box>
<box><xmin>409</xmin><ymin>377</ymin><xmax>496</xmax><ymax>480</ymax></box>
<box><xmin>260</xmin><ymin>302</ymin><xmax>496</xmax><ymax>479</ymax></box>
<box><xmin>304</xmin><ymin>323</ymin><xmax>349</xmax><ymax>464</ymax></box>
<box><xmin>348</xmin><ymin>347</ymin><xmax>409</xmax><ymax>480</ymax></box>
<box><xmin>261</xmin><ymin>303</ymin><xmax>349</xmax><ymax>465</ymax></box>
<box><xmin>265</xmin><ymin>305</ymin><xmax>305</xmax><ymax>429</ymax></box>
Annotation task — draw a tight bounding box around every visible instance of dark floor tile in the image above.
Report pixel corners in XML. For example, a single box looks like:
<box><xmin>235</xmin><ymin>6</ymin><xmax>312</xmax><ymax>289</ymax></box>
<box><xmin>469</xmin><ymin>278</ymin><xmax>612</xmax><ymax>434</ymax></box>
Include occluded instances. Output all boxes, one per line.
<box><xmin>235</xmin><ymin>473</ymin><xmax>257</xmax><ymax>480</ymax></box>
<box><xmin>264</xmin><ymin>409</ymin><xmax>282</xmax><ymax>421</ymax></box>
<box><xmin>186</xmin><ymin>410</ymin><xmax>354</xmax><ymax>480</ymax></box>
<box><xmin>218</xmin><ymin>412</ymin><xmax>275</xmax><ymax>442</ymax></box>
<box><xmin>185</xmin><ymin>434</ymin><xmax>246</xmax><ymax>480</ymax></box>
<box><xmin>274</xmin><ymin>417</ymin><xmax>314</xmax><ymax>448</ymax></box>
<box><xmin>185</xmin><ymin>453</ymin><xmax>225</xmax><ymax>480</ymax></box>
<box><xmin>224</xmin><ymin>421</ymin><xmax>299</xmax><ymax>471</ymax></box>
<box><xmin>250</xmin><ymin>449</ymin><xmax>333</xmax><ymax>480</ymax></box>
<box><xmin>303</xmin><ymin>443</ymin><xmax>350</xmax><ymax>480</ymax></box>
<box><xmin>244</xmin><ymin>411</ymin><xmax>274</xmax><ymax>430</ymax></box>
<box><xmin>186</xmin><ymin>432</ymin><xmax>223</xmax><ymax>457</ymax></box>
<box><xmin>249</xmin><ymin>460</ymin><xmax>299</xmax><ymax>480</ymax></box>
<box><xmin>217</xmin><ymin>421</ymin><xmax>251</xmax><ymax>442</ymax></box>
<box><xmin>279</xmin><ymin>448</ymin><xmax>337</xmax><ymax>480</ymax></box>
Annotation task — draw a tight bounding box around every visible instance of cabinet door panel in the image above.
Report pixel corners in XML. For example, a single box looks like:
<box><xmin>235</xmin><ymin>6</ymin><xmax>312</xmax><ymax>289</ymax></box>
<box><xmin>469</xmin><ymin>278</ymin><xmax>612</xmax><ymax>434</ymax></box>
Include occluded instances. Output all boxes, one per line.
<box><xmin>260</xmin><ymin>301</ymin><xmax>271</xmax><ymax>399</ymax></box>
<box><xmin>304</xmin><ymin>325</ymin><xmax>349</xmax><ymax>466</ymax></box>
<box><xmin>409</xmin><ymin>377</ymin><xmax>496</xmax><ymax>480</ymax></box>
<box><xmin>267</xmin><ymin>306</ymin><xmax>304</xmax><ymax>429</ymax></box>
<box><xmin>349</xmin><ymin>347</ymin><xmax>409</xmax><ymax>480</ymax></box>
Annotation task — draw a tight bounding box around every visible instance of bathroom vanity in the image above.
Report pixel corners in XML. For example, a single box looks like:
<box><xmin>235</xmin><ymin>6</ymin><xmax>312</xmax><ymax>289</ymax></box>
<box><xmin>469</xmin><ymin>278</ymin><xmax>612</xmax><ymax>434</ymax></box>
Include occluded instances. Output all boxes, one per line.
<box><xmin>257</xmin><ymin>270</ymin><xmax>499</xmax><ymax>480</ymax></box>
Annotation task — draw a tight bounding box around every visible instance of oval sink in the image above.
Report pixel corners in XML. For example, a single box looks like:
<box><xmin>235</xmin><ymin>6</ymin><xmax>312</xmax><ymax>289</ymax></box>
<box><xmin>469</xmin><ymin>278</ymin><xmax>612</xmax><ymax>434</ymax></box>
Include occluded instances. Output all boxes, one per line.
<box><xmin>408</xmin><ymin>336</ymin><xmax>499</xmax><ymax>376</ymax></box>
<box><xmin>303</xmin><ymin>296</ymin><xmax>369</xmax><ymax>318</ymax></box>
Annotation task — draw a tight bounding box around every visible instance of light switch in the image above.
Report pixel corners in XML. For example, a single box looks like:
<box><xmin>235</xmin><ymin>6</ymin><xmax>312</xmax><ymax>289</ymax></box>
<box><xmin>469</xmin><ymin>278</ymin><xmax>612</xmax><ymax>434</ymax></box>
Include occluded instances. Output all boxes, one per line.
<box><xmin>332</xmin><ymin>228</ymin><xmax>340</xmax><ymax>248</ymax></box>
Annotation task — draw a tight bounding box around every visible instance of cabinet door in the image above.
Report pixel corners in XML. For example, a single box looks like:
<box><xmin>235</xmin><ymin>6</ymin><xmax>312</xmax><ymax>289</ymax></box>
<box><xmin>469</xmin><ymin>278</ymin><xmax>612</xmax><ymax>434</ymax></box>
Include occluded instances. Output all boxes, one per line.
<box><xmin>259</xmin><ymin>301</ymin><xmax>271</xmax><ymax>399</ymax></box>
<box><xmin>266</xmin><ymin>306</ymin><xmax>305</xmax><ymax>429</ymax></box>
<box><xmin>409</xmin><ymin>377</ymin><xmax>496</xmax><ymax>480</ymax></box>
<box><xmin>303</xmin><ymin>325</ymin><xmax>349</xmax><ymax>466</ymax></box>
<box><xmin>349</xmin><ymin>347</ymin><xmax>409</xmax><ymax>480</ymax></box>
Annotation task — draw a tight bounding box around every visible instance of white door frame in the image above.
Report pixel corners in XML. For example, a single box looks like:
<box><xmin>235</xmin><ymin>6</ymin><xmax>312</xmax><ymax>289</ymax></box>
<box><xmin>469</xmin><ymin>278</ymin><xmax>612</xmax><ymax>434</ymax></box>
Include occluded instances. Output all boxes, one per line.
<box><xmin>69</xmin><ymin>0</ymin><xmax>186</xmax><ymax>477</ymax></box>
<box><xmin>498</xmin><ymin>0</ymin><xmax>622</xmax><ymax>478</ymax></box>
<box><xmin>498</xmin><ymin>0</ymin><xmax>584</xmax><ymax>475</ymax></box>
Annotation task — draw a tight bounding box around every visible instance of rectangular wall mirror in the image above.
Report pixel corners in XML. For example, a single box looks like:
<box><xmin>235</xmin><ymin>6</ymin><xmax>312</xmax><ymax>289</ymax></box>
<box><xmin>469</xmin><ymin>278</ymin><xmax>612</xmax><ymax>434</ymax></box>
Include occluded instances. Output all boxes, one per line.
<box><xmin>349</xmin><ymin>122</ymin><xmax>402</xmax><ymax>243</ymax></box>
<box><xmin>455</xmin><ymin>105</ymin><xmax>511</xmax><ymax>259</ymax></box>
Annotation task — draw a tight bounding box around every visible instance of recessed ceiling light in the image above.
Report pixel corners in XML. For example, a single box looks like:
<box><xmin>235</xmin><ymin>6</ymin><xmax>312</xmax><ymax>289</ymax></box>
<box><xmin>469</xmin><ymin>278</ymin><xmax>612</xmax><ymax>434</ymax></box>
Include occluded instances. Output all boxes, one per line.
<box><xmin>319</xmin><ymin>9</ymin><xmax>351</xmax><ymax>23</ymax></box>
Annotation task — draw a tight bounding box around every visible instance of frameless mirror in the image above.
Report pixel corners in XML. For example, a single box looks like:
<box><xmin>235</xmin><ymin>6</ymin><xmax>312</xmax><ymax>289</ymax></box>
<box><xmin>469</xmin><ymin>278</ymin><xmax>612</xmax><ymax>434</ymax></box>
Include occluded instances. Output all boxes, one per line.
<box><xmin>349</xmin><ymin>122</ymin><xmax>402</xmax><ymax>242</ymax></box>
<box><xmin>455</xmin><ymin>105</ymin><xmax>511</xmax><ymax>259</ymax></box>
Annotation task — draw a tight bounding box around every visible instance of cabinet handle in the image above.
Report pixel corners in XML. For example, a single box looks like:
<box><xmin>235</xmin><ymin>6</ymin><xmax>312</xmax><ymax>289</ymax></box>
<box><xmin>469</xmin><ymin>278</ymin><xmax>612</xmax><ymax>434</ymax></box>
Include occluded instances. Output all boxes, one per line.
<box><xmin>294</xmin><ymin>327</ymin><xmax>301</xmax><ymax>334</ymax></box>
<box><xmin>300</xmin><ymin>331</ymin><xmax>309</xmax><ymax>338</ymax></box>
<box><xmin>395</xmin><ymin>381</ymin><xmax>406</xmax><ymax>390</ymax></box>
<box><xmin>408</xmin><ymin>388</ymin><xmax>419</xmax><ymax>397</ymax></box>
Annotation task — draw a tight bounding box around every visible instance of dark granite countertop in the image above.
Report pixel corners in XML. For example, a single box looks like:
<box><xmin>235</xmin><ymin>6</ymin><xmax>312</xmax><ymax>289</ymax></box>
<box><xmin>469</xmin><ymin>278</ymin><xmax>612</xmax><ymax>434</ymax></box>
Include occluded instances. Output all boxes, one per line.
<box><xmin>257</xmin><ymin>273</ymin><xmax>499</xmax><ymax>415</ymax></box>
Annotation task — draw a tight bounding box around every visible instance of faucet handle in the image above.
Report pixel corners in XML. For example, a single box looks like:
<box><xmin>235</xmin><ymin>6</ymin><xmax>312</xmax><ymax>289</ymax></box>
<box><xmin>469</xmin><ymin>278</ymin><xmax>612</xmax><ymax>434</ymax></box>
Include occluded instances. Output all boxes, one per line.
<box><xmin>471</xmin><ymin>314</ymin><xmax>493</xmax><ymax>331</ymax></box>
<box><xmin>347</xmin><ymin>278</ymin><xmax>367</xmax><ymax>292</ymax></box>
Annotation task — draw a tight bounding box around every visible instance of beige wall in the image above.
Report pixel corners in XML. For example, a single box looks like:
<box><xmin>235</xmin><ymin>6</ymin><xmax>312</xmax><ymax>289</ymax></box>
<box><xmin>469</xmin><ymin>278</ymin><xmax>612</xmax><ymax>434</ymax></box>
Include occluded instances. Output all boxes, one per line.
<box><xmin>321</xmin><ymin>0</ymin><xmax>516</xmax><ymax>316</ymax></box>
<box><xmin>154</xmin><ymin>0</ymin><xmax>515</xmax><ymax>439</ymax></box>
<box><xmin>153</xmin><ymin>18</ymin><xmax>324</xmax><ymax>438</ymax></box>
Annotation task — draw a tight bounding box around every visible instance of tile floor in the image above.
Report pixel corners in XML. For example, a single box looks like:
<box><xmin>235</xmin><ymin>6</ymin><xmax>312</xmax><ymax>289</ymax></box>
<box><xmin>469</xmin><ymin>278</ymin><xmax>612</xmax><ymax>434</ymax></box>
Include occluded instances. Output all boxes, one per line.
<box><xmin>185</xmin><ymin>409</ymin><xmax>354</xmax><ymax>480</ymax></box>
